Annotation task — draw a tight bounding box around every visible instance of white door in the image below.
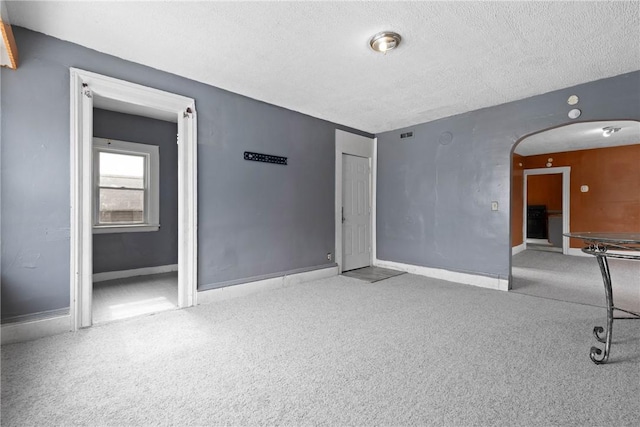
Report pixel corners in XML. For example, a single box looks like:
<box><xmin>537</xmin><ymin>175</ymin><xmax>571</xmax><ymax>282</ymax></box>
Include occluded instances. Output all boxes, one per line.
<box><xmin>342</xmin><ymin>154</ymin><xmax>371</xmax><ymax>271</ymax></box>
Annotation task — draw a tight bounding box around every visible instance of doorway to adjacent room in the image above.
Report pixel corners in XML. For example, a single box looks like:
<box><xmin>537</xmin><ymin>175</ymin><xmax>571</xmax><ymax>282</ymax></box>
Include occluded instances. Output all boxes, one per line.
<box><xmin>70</xmin><ymin>69</ymin><xmax>198</xmax><ymax>330</ymax></box>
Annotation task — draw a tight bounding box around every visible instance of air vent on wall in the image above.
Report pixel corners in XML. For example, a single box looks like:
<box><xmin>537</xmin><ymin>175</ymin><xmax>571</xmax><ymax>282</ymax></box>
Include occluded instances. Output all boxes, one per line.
<box><xmin>400</xmin><ymin>131</ymin><xmax>414</xmax><ymax>139</ymax></box>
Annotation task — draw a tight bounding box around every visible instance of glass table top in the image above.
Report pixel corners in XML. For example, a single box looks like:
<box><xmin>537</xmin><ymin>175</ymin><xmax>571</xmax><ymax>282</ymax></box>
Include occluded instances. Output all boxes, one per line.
<box><xmin>564</xmin><ymin>232</ymin><xmax>640</xmax><ymax>244</ymax></box>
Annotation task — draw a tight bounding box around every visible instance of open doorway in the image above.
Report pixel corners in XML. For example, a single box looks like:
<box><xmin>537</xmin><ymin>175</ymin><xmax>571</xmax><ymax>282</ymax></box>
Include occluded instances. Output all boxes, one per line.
<box><xmin>525</xmin><ymin>172</ymin><xmax>562</xmax><ymax>252</ymax></box>
<box><xmin>523</xmin><ymin>167</ymin><xmax>570</xmax><ymax>255</ymax></box>
<box><xmin>510</xmin><ymin>120</ymin><xmax>640</xmax><ymax>308</ymax></box>
<box><xmin>70</xmin><ymin>69</ymin><xmax>198</xmax><ymax>330</ymax></box>
<box><xmin>91</xmin><ymin>110</ymin><xmax>178</xmax><ymax>323</ymax></box>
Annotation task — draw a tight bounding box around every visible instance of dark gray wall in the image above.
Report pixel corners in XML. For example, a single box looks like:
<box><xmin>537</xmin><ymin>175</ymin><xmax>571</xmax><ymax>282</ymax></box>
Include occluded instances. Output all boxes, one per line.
<box><xmin>1</xmin><ymin>28</ymin><xmax>371</xmax><ymax>320</ymax></box>
<box><xmin>377</xmin><ymin>71</ymin><xmax>640</xmax><ymax>280</ymax></box>
<box><xmin>92</xmin><ymin>109</ymin><xmax>178</xmax><ymax>273</ymax></box>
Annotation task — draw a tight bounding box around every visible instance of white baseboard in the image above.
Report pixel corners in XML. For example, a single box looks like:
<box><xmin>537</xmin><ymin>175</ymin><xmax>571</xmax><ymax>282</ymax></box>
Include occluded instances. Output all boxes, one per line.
<box><xmin>374</xmin><ymin>259</ymin><xmax>509</xmax><ymax>291</ymax></box>
<box><xmin>512</xmin><ymin>243</ymin><xmax>526</xmax><ymax>255</ymax></box>
<box><xmin>93</xmin><ymin>264</ymin><xmax>178</xmax><ymax>282</ymax></box>
<box><xmin>2</xmin><ymin>266</ymin><xmax>338</xmax><ymax>344</ymax></box>
<box><xmin>1</xmin><ymin>315</ymin><xmax>72</xmax><ymax>345</ymax></box>
<box><xmin>198</xmin><ymin>265</ymin><xmax>339</xmax><ymax>304</ymax></box>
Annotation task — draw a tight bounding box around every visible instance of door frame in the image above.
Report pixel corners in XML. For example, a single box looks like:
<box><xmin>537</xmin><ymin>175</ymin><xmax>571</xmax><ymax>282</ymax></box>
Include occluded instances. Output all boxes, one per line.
<box><xmin>69</xmin><ymin>68</ymin><xmax>198</xmax><ymax>330</ymax></box>
<box><xmin>335</xmin><ymin>130</ymin><xmax>375</xmax><ymax>274</ymax></box>
<box><xmin>523</xmin><ymin>166</ymin><xmax>570</xmax><ymax>255</ymax></box>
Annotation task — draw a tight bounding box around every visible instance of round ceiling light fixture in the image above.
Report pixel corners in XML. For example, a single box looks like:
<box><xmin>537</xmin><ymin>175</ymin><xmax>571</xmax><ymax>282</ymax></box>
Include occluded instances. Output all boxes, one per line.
<box><xmin>369</xmin><ymin>31</ymin><xmax>402</xmax><ymax>53</ymax></box>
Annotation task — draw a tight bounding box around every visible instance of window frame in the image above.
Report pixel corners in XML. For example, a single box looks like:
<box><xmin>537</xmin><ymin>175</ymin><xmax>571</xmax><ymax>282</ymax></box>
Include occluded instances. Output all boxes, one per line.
<box><xmin>92</xmin><ymin>137</ymin><xmax>160</xmax><ymax>234</ymax></box>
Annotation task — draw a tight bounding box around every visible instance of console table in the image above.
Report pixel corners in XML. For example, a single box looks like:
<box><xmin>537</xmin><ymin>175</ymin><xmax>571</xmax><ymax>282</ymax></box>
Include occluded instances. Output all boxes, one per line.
<box><xmin>564</xmin><ymin>232</ymin><xmax>640</xmax><ymax>364</ymax></box>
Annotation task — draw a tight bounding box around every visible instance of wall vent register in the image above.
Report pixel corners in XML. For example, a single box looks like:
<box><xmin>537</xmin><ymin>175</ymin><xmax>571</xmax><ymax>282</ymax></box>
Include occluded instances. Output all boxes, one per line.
<box><xmin>400</xmin><ymin>131</ymin><xmax>413</xmax><ymax>139</ymax></box>
<box><xmin>244</xmin><ymin>151</ymin><xmax>287</xmax><ymax>165</ymax></box>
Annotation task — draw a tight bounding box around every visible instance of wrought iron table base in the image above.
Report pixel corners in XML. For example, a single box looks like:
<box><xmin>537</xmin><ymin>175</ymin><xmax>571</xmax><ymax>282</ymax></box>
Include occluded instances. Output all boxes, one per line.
<box><xmin>581</xmin><ymin>243</ymin><xmax>640</xmax><ymax>364</ymax></box>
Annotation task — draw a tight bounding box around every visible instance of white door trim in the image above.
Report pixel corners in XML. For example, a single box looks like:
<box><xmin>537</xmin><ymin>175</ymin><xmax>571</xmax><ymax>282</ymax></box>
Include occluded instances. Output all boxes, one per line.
<box><xmin>523</xmin><ymin>166</ymin><xmax>570</xmax><ymax>255</ymax></box>
<box><xmin>70</xmin><ymin>68</ymin><xmax>198</xmax><ymax>330</ymax></box>
<box><xmin>335</xmin><ymin>130</ymin><xmax>374</xmax><ymax>274</ymax></box>
<box><xmin>371</xmin><ymin>137</ymin><xmax>378</xmax><ymax>263</ymax></box>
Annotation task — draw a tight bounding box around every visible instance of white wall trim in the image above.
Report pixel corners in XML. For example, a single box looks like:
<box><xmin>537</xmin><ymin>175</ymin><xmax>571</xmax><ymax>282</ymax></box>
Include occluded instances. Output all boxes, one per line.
<box><xmin>93</xmin><ymin>264</ymin><xmax>179</xmax><ymax>282</ymax></box>
<box><xmin>374</xmin><ymin>259</ymin><xmax>509</xmax><ymax>291</ymax></box>
<box><xmin>1</xmin><ymin>315</ymin><xmax>72</xmax><ymax>345</ymax></box>
<box><xmin>335</xmin><ymin>130</ymin><xmax>375</xmax><ymax>274</ymax></box>
<box><xmin>1</xmin><ymin>265</ymin><xmax>337</xmax><ymax>345</ymax></box>
<box><xmin>523</xmin><ymin>166</ymin><xmax>570</xmax><ymax>255</ymax></box>
<box><xmin>198</xmin><ymin>265</ymin><xmax>338</xmax><ymax>304</ymax></box>
<box><xmin>512</xmin><ymin>243</ymin><xmax>526</xmax><ymax>255</ymax></box>
<box><xmin>371</xmin><ymin>137</ymin><xmax>378</xmax><ymax>263</ymax></box>
<box><xmin>70</xmin><ymin>68</ymin><xmax>198</xmax><ymax>330</ymax></box>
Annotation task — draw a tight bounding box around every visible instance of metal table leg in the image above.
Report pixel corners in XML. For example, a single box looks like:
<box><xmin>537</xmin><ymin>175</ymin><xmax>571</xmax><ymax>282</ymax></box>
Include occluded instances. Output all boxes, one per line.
<box><xmin>591</xmin><ymin>255</ymin><xmax>613</xmax><ymax>364</ymax></box>
<box><xmin>565</xmin><ymin>235</ymin><xmax>640</xmax><ymax>365</ymax></box>
<box><xmin>590</xmin><ymin>253</ymin><xmax>640</xmax><ymax>364</ymax></box>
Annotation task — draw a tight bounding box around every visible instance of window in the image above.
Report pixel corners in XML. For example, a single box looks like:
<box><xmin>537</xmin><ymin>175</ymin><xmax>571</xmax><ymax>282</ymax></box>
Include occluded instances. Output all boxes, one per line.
<box><xmin>93</xmin><ymin>138</ymin><xmax>159</xmax><ymax>233</ymax></box>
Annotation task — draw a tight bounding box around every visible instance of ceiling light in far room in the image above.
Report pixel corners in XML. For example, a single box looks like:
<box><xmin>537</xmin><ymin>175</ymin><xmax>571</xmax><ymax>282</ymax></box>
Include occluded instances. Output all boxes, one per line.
<box><xmin>369</xmin><ymin>31</ymin><xmax>402</xmax><ymax>54</ymax></box>
<box><xmin>602</xmin><ymin>126</ymin><xmax>621</xmax><ymax>137</ymax></box>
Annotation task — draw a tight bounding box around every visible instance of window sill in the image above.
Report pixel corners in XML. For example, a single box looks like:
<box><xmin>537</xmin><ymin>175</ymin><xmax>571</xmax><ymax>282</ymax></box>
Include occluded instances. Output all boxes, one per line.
<box><xmin>93</xmin><ymin>224</ymin><xmax>160</xmax><ymax>234</ymax></box>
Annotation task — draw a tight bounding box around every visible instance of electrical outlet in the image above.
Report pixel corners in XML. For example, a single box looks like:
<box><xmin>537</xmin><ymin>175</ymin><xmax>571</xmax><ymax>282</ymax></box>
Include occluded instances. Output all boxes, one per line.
<box><xmin>491</xmin><ymin>201</ymin><xmax>499</xmax><ymax>211</ymax></box>
<box><xmin>327</xmin><ymin>253</ymin><xmax>332</xmax><ymax>261</ymax></box>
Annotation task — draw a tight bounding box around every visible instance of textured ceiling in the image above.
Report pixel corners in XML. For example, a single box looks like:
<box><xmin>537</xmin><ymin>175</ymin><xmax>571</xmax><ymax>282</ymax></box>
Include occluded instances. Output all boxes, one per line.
<box><xmin>514</xmin><ymin>120</ymin><xmax>640</xmax><ymax>156</ymax></box>
<box><xmin>6</xmin><ymin>1</ymin><xmax>640</xmax><ymax>134</ymax></box>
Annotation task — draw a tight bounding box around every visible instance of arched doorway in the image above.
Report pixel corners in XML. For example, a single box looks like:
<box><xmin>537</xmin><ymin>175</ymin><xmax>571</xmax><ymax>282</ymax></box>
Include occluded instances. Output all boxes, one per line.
<box><xmin>509</xmin><ymin>120</ymin><xmax>640</xmax><ymax>307</ymax></box>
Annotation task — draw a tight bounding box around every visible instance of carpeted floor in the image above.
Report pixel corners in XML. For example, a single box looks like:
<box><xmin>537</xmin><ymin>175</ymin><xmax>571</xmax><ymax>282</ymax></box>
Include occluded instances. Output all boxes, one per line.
<box><xmin>512</xmin><ymin>249</ymin><xmax>640</xmax><ymax>312</ymax></box>
<box><xmin>526</xmin><ymin>243</ymin><xmax>562</xmax><ymax>253</ymax></box>
<box><xmin>2</xmin><ymin>272</ymin><xmax>638</xmax><ymax>426</ymax></box>
<box><xmin>93</xmin><ymin>272</ymin><xmax>178</xmax><ymax>324</ymax></box>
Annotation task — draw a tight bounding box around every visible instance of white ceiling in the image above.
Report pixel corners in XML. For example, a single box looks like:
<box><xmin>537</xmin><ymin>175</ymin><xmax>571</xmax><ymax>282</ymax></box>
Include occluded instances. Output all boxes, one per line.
<box><xmin>514</xmin><ymin>120</ymin><xmax>640</xmax><ymax>156</ymax></box>
<box><xmin>6</xmin><ymin>1</ymin><xmax>640</xmax><ymax>134</ymax></box>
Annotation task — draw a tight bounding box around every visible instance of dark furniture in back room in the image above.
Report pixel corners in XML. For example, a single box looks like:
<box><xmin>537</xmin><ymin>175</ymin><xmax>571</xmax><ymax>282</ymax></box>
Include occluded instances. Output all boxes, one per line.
<box><xmin>527</xmin><ymin>205</ymin><xmax>547</xmax><ymax>239</ymax></box>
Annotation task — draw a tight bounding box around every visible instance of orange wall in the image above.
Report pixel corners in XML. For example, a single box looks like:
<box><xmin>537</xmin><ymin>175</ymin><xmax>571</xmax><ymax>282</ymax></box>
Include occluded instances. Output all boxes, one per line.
<box><xmin>524</xmin><ymin>144</ymin><xmax>640</xmax><ymax>248</ymax></box>
<box><xmin>511</xmin><ymin>154</ymin><xmax>524</xmax><ymax>246</ymax></box>
<box><xmin>527</xmin><ymin>174</ymin><xmax>562</xmax><ymax>211</ymax></box>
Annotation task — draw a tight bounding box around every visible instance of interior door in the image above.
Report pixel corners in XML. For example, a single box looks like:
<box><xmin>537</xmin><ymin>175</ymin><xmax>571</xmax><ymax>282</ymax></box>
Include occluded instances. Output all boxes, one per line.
<box><xmin>342</xmin><ymin>154</ymin><xmax>371</xmax><ymax>271</ymax></box>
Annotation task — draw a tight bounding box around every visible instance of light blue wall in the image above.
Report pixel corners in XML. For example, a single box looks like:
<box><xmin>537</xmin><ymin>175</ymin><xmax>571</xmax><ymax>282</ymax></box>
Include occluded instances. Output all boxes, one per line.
<box><xmin>376</xmin><ymin>71</ymin><xmax>640</xmax><ymax>280</ymax></box>
<box><xmin>92</xmin><ymin>109</ymin><xmax>178</xmax><ymax>274</ymax></box>
<box><xmin>0</xmin><ymin>28</ymin><xmax>371</xmax><ymax>320</ymax></box>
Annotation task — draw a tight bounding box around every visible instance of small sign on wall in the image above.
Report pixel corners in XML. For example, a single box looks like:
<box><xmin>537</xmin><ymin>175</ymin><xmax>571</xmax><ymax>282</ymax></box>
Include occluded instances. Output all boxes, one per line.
<box><xmin>244</xmin><ymin>151</ymin><xmax>287</xmax><ymax>165</ymax></box>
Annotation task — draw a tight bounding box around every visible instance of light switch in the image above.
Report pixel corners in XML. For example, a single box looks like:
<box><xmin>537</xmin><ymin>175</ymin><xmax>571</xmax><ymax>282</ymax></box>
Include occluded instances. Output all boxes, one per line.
<box><xmin>491</xmin><ymin>201</ymin><xmax>499</xmax><ymax>211</ymax></box>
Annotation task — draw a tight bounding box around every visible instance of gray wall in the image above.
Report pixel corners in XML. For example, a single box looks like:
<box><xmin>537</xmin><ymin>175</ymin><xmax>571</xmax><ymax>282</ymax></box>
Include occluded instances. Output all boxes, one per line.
<box><xmin>92</xmin><ymin>109</ymin><xmax>178</xmax><ymax>273</ymax></box>
<box><xmin>0</xmin><ymin>27</ymin><xmax>371</xmax><ymax>320</ymax></box>
<box><xmin>376</xmin><ymin>71</ymin><xmax>640</xmax><ymax>280</ymax></box>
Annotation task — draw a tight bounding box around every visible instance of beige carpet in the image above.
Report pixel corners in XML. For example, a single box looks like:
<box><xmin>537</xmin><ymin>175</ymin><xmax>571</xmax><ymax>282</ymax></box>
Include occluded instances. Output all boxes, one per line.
<box><xmin>2</xmin><ymin>273</ymin><xmax>638</xmax><ymax>426</ymax></box>
<box><xmin>93</xmin><ymin>272</ymin><xmax>178</xmax><ymax>324</ymax></box>
<box><xmin>512</xmin><ymin>249</ymin><xmax>640</xmax><ymax>312</ymax></box>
